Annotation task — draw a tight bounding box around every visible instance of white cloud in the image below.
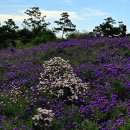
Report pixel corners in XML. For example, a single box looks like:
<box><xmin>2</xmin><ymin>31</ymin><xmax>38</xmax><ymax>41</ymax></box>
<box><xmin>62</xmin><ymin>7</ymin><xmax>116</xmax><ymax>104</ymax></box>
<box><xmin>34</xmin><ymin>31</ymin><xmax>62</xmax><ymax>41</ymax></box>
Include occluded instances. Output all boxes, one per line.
<box><xmin>64</xmin><ymin>0</ymin><xmax>72</xmax><ymax>4</ymax></box>
<box><xmin>0</xmin><ymin>8</ymin><xmax>109</xmax><ymax>26</ymax></box>
<box><xmin>55</xmin><ymin>0</ymin><xmax>72</xmax><ymax>5</ymax></box>
<box><xmin>40</xmin><ymin>10</ymin><xmax>81</xmax><ymax>20</ymax></box>
<box><xmin>0</xmin><ymin>13</ymin><xmax>28</xmax><ymax>22</ymax></box>
<box><xmin>0</xmin><ymin>10</ymin><xmax>81</xmax><ymax>23</ymax></box>
<box><xmin>81</xmin><ymin>8</ymin><xmax>109</xmax><ymax>18</ymax></box>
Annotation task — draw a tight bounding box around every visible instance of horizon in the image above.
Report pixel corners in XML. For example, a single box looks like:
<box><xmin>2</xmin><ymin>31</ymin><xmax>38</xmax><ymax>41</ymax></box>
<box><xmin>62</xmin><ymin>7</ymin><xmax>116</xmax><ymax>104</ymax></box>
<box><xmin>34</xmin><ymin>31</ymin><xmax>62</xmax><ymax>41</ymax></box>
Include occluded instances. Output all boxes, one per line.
<box><xmin>0</xmin><ymin>0</ymin><xmax>130</xmax><ymax>33</ymax></box>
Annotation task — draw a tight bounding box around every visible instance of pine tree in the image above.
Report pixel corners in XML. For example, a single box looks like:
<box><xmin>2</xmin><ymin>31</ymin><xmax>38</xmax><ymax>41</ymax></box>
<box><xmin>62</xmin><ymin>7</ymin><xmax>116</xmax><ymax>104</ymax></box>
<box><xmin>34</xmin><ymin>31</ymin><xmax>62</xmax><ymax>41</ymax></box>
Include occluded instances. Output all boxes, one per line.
<box><xmin>23</xmin><ymin>7</ymin><xmax>50</xmax><ymax>35</ymax></box>
<box><xmin>54</xmin><ymin>12</ymin><xmax>76</xmax><ymax>39</ymax></box>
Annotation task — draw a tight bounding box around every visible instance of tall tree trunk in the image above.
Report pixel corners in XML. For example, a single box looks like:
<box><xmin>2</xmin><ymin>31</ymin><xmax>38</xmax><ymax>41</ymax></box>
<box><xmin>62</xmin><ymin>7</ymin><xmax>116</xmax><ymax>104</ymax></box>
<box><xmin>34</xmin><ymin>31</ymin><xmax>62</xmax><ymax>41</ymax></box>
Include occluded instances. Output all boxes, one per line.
<box><xmin>62</xmin><ymin>29</ymin><xmax>64</xmax><ymax>39</ymax></box>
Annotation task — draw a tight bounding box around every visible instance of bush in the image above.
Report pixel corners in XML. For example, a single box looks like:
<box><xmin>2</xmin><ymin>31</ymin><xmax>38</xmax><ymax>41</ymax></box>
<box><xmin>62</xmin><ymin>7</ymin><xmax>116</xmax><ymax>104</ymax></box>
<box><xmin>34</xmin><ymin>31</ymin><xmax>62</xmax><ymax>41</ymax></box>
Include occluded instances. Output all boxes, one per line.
<box><xmin>15</xmin><ymin>40</ymin><xmax>33</xmax><ymax>49</ymax></box>
<box><xmin>18</xmin><ymin>28</ymin><xmax>34</xmax><ymax>45</ymax></box>
<box><xmin>37</xmin><ymin>57</ymin><xmax>89</xmax><ymax>101</ymax></box>
<box><xmin>32</xmin><ymin>108</ymin><xmax>55</xmax><ymax>130</ymax></box>
<box><xmin>32</xmin><ymin>29</ymin><xmax>57</xmax><ymax>45</ymax></box>
<box><xmin>66</xmin><ymin>31</ymin><xmax>95</xmax><ymax>40</ymax></box>
<box><xmin>66</xmin><ymin>31</ymin><xmax>80</xmax><ymax>40</ymax></box>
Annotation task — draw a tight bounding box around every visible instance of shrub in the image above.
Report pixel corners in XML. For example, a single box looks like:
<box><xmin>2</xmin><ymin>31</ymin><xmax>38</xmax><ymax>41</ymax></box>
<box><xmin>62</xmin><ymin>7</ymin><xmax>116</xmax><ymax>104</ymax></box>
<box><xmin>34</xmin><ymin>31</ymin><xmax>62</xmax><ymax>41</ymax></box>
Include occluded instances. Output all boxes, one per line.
<box><xmin>32</xmin><ymin>30</ymin><xmax>57</xmax><ymax>45</ymax></box>
<box><xmin>66</xmin><ymin>31</ymin><xmax>80</xmax><ymax>40</ymax></box>
<box><xmin>32</xmin><ymin>108</ymin><xmax>55</xmax><ymax>130</ymax></box>
<box><xmin>66</xmin><ymin>31</ymin><xmax>95</xmax><ymax>40</ymax></box>
<box><xmin>37</xmin><ymin>57</ymin><xmax>89</xmax><ymax>101</ymax></box>
<box><xmin>18</xmin><ymin>28</ymin><xmax>34</xmax><ymax>44</ymax></box>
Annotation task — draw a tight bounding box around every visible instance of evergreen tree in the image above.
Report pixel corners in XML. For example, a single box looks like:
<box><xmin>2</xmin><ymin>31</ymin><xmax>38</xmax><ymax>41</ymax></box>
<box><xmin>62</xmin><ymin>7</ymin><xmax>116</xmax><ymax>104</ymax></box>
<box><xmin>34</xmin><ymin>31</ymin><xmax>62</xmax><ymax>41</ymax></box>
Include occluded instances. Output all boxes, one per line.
<box><xmin>93</xmin><ymin>17</ymin><xmax>116</xmax><ymax>36</ymax></box>
<box><xmin>118</xmin><ymin>21</ymin><xmax>127</xmax><ymax>37</ymax></box>
<box><xmin>93</xmin><ymin>17</ymin><xmax>127</xmax><ymax>37</ymax></box>
<box><xmin>23</xmin><ymin>7</ymin><xmax>50</xmax><ymax>35</ymax></box>
<box><xmin>0</xmin><ymin>19</ymin><xmax>18</xmax><ymax>48</ymax></box>
<box><xmin>54</xmin><ymin>12</ymin><xmax>76</xmax><ymax>39</ymax></box>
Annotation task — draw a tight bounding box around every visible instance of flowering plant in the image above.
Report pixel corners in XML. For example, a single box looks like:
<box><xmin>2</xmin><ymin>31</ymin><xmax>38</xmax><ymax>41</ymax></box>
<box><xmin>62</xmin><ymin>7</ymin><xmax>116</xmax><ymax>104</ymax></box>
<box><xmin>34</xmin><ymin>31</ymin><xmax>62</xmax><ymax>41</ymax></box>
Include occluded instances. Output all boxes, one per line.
<box><xmin>32</xmin><ymin>108</ymin><xmax>55</xmax><ymax>130</ymax></box>
<box><xmin>37</xmin><ymin>57</ymin><xmax>89</xmax><ymax>101</ymax></box>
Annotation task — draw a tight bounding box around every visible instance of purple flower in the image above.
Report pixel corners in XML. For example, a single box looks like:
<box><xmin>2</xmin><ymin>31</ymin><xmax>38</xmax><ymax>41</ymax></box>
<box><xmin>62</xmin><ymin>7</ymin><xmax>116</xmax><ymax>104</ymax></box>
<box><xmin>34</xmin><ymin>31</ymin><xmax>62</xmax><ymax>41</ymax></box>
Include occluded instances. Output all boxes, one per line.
<box><xmin>22</xmin><ymin>125</ymin><xmax>26</xmax><ymax>129</ymax></box>
<box><xmin>0</xmin><ymin>115</ymin><xmax>6</xmax><ymax>120</ymax></box>
<box><xmin>112</xmin><ymin>126</ymin><xmax>116</xmax><ymax>130</ymax></box>
<box><xmin>117</xmin><ymin>119</ymin><xmax>124</xmax><ymax>126</ymax></box>
<box><xmin>128</xmin><ymin>106</ymin><xmax>130</xmax><ymax>117</ymax></box>
<box><xmin>102</xmin><ymin>128</ymin><xmax>109</xmax><ymax>130</ymax></box>
<box><xmin>13</xmin><ymin>128</ymin><xmax>18</xmax><ymax>130</ymax></box>
<box><xmin>73</xmin><ymin>121</ymin><xmax>77</xmax><ymax>125</ymax></box>
<box><xmin>119</xmin><ymin>113</ymin><xmax>124</xmax><ymax>117</ymax></box>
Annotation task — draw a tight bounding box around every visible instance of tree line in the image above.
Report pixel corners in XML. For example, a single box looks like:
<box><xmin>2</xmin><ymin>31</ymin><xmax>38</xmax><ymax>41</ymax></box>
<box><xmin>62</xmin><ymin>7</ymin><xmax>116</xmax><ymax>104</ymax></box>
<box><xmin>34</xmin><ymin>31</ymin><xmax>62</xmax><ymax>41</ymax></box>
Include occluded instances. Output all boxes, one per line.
<box><xmin>0</xmin><ymin>7</ymin><xmax>77</xmax><ymax>49</ymax></box>
<box><xmin>0</xmin><ymin>6</ymin><xmax>129</xmax><ymax>49</ymax></box>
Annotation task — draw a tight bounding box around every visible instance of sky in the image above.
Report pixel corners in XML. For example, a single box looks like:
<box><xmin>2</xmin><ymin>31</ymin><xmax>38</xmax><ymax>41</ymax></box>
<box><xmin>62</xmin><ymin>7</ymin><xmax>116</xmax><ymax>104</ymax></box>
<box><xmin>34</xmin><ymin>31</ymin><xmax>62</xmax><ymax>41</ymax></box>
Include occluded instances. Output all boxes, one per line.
<box><xmin>0</xmin><ymin>0</ymin><xmax>130</xmax><ymax>33</ymax></box>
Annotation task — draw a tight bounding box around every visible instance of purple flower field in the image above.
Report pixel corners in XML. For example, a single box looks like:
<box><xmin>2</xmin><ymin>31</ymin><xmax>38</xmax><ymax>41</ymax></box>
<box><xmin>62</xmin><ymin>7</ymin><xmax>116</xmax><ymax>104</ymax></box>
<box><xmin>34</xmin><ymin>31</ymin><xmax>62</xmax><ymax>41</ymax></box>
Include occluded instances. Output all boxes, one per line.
<box><xmin>0</xmin><ymin>37</ymin><xmax>130</xmax><ymax>130</ymax></box>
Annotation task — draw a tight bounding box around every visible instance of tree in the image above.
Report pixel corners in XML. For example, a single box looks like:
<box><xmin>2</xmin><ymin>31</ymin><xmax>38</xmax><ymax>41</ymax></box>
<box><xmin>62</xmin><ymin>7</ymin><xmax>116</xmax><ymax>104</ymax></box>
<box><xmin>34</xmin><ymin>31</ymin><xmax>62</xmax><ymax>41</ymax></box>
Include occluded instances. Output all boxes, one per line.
<box><xmin>32</xmin><ymin>29</ymin><xmax>57</xmax><ymax>45</ymax></box>
<box><xmin>0</xmin><ymin>19</ymin><xmax>18</xmax><ymax>48</ymax></box>
<box><xmin>4</xmin><ymin>19</ymin><xmax>18</xmax><ymax>30</ymax></box>
<box><xmin>54</xmin><ymin>12</ymin><xmax>76</xmax><ymax>39</ymax></box>
<box><xmin>93</xmin><ymin>17</ymin><xmax>127</xmax><ymax>37</ymax></box>
<box><xmin>23</xmin><ymin>7</ymin><xmax>50</xmax><ymax>35</ymax></box>
<box><xmin>93</xmin><ymin>25</ymin><xmax>102</xmax><ymax>36</ymax></box>
<box><xmin>17</xmin><ymin>28</ymin><xmax>34</xmax><ymax>45</ymax></box>
<box><xmin>93</xmin><ymin>17</ymin><xmax>116</xmax><ymax>36</ymax></box>
<box><xmin>118</xmin><ymin>21</ymin><xmax>127</xmax><ymax>37</ymax></box>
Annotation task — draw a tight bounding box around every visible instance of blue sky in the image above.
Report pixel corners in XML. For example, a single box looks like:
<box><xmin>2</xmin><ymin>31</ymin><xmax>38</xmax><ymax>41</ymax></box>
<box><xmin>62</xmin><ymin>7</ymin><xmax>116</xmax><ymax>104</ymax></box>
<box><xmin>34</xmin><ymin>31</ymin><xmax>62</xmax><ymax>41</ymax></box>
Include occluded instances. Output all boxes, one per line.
<box><xmin>0</xmin><ymin>0</ymin><xmax>130</xmax><ymax>33</ymax></box>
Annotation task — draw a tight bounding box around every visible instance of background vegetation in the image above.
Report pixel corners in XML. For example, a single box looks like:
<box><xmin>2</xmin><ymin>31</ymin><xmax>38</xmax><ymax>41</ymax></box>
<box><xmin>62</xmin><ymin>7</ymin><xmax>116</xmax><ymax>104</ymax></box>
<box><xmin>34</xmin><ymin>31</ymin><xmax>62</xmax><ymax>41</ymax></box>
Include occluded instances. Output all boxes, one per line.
<box><xmin>0</xmin><ymin>6</ymin><xmax>129</xmax><ymax>50</ymax></box>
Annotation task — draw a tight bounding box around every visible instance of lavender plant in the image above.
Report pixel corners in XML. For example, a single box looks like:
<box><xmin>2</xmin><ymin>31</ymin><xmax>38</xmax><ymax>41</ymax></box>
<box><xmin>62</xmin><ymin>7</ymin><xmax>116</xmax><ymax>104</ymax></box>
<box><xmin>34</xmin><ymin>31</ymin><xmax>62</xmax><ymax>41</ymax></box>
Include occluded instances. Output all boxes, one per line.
<box><xmin>0</xmin><ymin>37</ymin><xmax>130</xmax><ymax>129</ymax></box>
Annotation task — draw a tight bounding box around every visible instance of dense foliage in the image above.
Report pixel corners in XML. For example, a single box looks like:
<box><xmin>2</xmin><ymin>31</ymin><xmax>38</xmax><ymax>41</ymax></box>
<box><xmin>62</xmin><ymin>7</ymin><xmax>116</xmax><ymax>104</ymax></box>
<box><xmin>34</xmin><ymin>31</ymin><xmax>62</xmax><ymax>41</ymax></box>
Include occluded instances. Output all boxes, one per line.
<box><xmin>0</xmin><ymin>6</ymin><xmax>129</xmax><ymax>50</ymax></box>
<box><xmin>0</xmin><ymin>7</ymin><xmax>57</xmax><ymax>49</ymax></box>
<box><xmin>0</xmin><ymin>19</ymin><xmax>19</xmax><ymax>48</ymax></box>
<box><xmin>0</xmin><ymin>37</ymin><xmax>130</xmax><ymax>129</ymax></box>
<box><xmin>93</xmin><ymin>17</ymin><xmax>127</xmax><ymax>37</ymax></box>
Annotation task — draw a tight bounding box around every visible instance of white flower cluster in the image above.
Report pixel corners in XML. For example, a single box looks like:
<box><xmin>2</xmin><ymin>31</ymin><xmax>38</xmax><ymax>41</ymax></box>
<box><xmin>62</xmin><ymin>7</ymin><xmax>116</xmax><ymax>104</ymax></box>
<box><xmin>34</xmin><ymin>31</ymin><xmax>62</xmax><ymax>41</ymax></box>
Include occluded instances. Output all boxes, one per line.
<box><xmin>37</xmin><ymin>57</ymin><xmax>89</xmax><ymax>100</ymax></box>
<box><xmin>9</xmin><ymin>85</ymin><xmax>22</xmax><ymax>104</ymax></box>
<box><xmin>32</xmin><ymin>108</ymin><xmax>55</xmax><ymax>129</ymax></box>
